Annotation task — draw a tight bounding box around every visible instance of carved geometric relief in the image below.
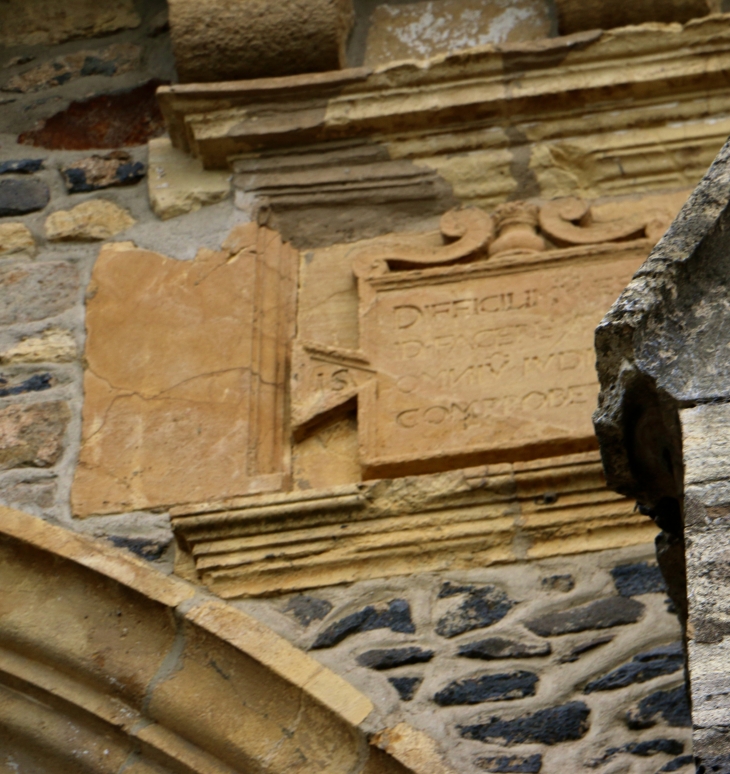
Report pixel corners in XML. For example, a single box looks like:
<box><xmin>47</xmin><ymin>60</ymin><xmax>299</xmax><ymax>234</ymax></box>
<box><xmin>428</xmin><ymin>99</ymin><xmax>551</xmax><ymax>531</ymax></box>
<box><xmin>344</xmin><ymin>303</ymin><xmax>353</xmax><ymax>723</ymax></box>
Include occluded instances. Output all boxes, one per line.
<box><xmin>292</xmin><ymin>200</ymin><xmax>671</xmax><ymax>477</ymax></box>
<box><xmin>72</xmin><ymin>223</ymin><xmax>298</xmax><ymax>516</ymax></box>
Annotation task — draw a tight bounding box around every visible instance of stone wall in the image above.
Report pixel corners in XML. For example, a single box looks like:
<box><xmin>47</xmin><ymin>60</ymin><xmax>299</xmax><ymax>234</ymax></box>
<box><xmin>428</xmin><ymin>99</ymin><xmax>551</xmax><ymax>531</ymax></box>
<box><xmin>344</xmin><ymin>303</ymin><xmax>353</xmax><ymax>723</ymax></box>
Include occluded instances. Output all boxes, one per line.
<box><xmin>1</xmin><ymin>2</ymin><xmax>722</xmax><ymax>771</ymax></box>
<box><xmin>235</xmin><ymin>545</ymin><xmax>692</xmax><ymax>773</ymax></box>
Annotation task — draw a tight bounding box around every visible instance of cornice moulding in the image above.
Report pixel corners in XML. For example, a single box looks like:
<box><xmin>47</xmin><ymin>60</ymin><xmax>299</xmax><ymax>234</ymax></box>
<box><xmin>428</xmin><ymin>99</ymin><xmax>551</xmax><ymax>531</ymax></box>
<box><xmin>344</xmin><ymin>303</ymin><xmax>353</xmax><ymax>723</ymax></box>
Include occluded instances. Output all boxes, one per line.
<box><xmin>158</xmin><ymin>16</ymin><xmax>730</xmax><ymax>170</ymax></box>
<box><xmin>171</xmin><ymin>452</ymin><xmax>657</xmax><ymax>598</ymax></box>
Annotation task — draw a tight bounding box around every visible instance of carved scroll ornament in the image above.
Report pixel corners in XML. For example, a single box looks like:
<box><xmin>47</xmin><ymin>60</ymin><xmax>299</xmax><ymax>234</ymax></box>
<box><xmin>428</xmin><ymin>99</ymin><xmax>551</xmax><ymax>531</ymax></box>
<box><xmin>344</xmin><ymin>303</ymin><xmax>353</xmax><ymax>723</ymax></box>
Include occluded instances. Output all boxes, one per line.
<box><xmin>352</xmin><ymin>207</ymin><xmax>493</xmax><ymax>278</ymax></box>
<box><xmin>539</xmin><ymin>197</ymin><xmax>672</xmax><ymax>247</ymax></box>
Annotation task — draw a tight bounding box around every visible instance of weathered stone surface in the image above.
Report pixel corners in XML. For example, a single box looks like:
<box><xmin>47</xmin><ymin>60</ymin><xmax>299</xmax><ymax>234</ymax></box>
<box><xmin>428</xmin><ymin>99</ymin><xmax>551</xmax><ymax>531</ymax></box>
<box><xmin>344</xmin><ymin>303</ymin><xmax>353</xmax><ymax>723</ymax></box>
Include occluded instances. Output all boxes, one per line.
<box><xmin>626</xmin><ymin>686</ymin><xmax>692</xmax><ymax>729</ymax></box>
<box><xmin>0</xmin><ymin>373</ymin><xmax>53</xmax><ymax>398</ymax></box>
<box><xmin>388</xmin><ymin>677</ymin><xmax>422</xmax><ymax>701</ymax></box>
<box><xmin>148</xmin><ymin>137</ymin><xmax>230</xmax><ymax>220</ymax></box>
<box><xmin>555</xmin><ymin>0</ymin><xmax>711</xmax><ymax>35</ymax></box>
<box><xmin>172</xmin><ymin>455</ymin><xmax>654</xmax><ymax>597</ymax></box>
<box><xmin>19</xmin><ymin>80</ymin><xmax>166</xmax><ymax>150</ymax></box>
<box><xmin>434</xmin><ymin>671</ymin><xmax>538</xmax><ymax>706</ymax></box>
<box><xmin>4</xmin><ymin>43</ymin><xmax>141</xmax><ymax>93</ymax></box>
<box><xmin>525</xmin><ymin>597</ymin><xmax>645</xmax><ymax>637</ymax></box>
<box><xmin>475</xmin><ymin>754</ymin><xmax>542</xmax><ymax>773</ymax></box>
<box><xmin>0</xmin><ymin>179</ymin><xmax>49</xmax><ymax>216</ymax></box>
<box><xmin>0</xmin><ymin>0</ymin><xmax>140</xmax><ymax>46</ymax></box>
<box><xmin>541</xmin><ymin>574</ymin><xmax>574</xmax><ymax>592</ymax></box>
<box><xmin>0</xmin><ymin>223</ymin><xmax>35</xmax><ymax>258</ymax></box>
<box><xmin>611</xmin><ymin>561</ymin><xmax>667</xmax><ymax>597</ymax></box>
<box><xmin>169</xmin><ymin>0</ymin><xmax>353</xmax><ymax>82</ymax></box>
<box><xmin>71</xmin><ymin>225</ymin><xmax>298</xmax><ymax>516</ymax></box>
<box><xmin>283</xmin><ymin>595</ymin><xmax>333</xmax><ymax>627</ymax></box>
<box><xmin>45</xmin><ymin>199</ymin><xmax>135</xmax><ymax>241</ymax></box>
<box><xmin>293</xmin><ymin>205</ymin><xmax>660</xmax><ymax>476</ymax></box>
<box><xmin>458</xmin><ymin>637</ymin><xmax>551</xmax><ymax>661</ymax></box>
<box><xmin>357</xmin><ymin>647</ymin><xmax>434</xmax><ymax>670</ymax></box>
<box><xmin>362</xmin><ymin>0</ymin><xmax>551</xmax><ymax>67</ymax></box>
<box><xmin>584</xmin><ymin>643</ymin><xmax>684</xmax><ymax>693</ymax></box>
<box><xmin>437</xmin><ymin>584</ymin><xmax>514</xmax><ymax>638</ymax></box>
<box><xmin>61</xmin><ymin>151</ymin><xmax>145</xmax><ymax>193</ymax></box>
<box><xmin>0</xmin><ymin>401</ymin><xmax>70</xmax><ymax>470</ymax></box>
<box><xmin>0</xmin><ymin>328</ymin><xmax>77</xmax><ymax>364</ymax></box>
<box><xmin>0</xmin><ymin>159</ymin><xmax>43</xmax><ymax>175</ymax></box>
<box><xmin>312</xmin><ymin>599</ymin><xmax>415</xmax><ymax>649</ymax></box>
<box><xmin>0</xmin><ymin>262</ymin><xmax>78</xmax><ymax>325</ymax></box>
<box><xmin>460</xmin><ymin>701</ymin><xmax>591</xmax><ymax>745</ymax></box>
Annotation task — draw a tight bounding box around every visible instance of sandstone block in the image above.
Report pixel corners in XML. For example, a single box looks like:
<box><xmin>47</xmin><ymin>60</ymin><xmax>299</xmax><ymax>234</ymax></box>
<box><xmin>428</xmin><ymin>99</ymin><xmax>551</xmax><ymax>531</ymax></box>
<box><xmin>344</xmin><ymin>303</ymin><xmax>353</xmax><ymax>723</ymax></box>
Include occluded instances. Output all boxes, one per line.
<box><xmin>0</xmin><ymin>223</ymin><xmax>35</xmax><ymax>258</ymax></box>
<box><xmin>0</xmin><ymin>0</ymin><xmax>140</xmax><ymax>47</ymax></box>
<box><xmin>0</xmin><ymin>179</ymin><xmax>49</xmax><ymax>216</ymax></box>
<box><xmin>363</xmin><ymin>0</ymin><xmax>551</xmax><ymax>67</ymax></box>
<box><xmin>0</xmin><ymin>401</ymin><xmax>70</xmax><ymax>470</ymax></box>
<box><xmin>61</xmin><ymin>152</ymin><xmax>145</xmax><ymax>193</ymax></box>
<box><xmin>0</xmin><ymin>262</ymin><xmax>78</xmax><ymax>325</ymax></box>
<box><xmin>0</xmin><ymin>329</ymin><xmax>77</xmax><ymax>364</ymax></box>
<box><xmin>45</xmin><ymin>199</ymin><xmax>135</xmax><ymax>241</ymax></box>
<box><xmin>71</xmin><ymin>225</ymin><xmax>298</xmax><ymax>517</ymax></box>
<box><xmin>4</xmin><ymin>43</ymin><xmax>141</xmax><ymax>94</ymax></box>
<box><xmin>148</xmin><ymin>137</ymin><xmax>230</xmax><ymax>220</ymax></box>
<box><xmin>168</xmin><ymin>0</ymin><xmax>353</xmax><ymax>82</ymax></box>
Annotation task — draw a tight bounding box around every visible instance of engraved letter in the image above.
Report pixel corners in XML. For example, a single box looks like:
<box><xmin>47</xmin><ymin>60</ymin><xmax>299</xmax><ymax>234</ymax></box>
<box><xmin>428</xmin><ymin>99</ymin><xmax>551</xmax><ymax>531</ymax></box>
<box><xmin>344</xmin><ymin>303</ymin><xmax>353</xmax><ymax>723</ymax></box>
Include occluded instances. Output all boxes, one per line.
<box><xmin>394</xmin><ymin>305</ymin><xmax>423</xmax><ymax>329</ymax></box>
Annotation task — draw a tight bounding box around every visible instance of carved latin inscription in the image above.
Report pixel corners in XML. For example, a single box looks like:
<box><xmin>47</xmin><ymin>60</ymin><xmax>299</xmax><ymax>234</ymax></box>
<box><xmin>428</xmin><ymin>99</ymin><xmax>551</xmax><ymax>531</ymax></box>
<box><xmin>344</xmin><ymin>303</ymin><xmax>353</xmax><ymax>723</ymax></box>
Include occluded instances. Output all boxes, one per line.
<box><xmin>292</xmin><ymin>201</ymin><xmax>670</xmax><ymax>476</ymax></box>
<box><xmin>355</xmin><ymin>249</ymin><xmax>649</xmax><ymax>473</ymax></box>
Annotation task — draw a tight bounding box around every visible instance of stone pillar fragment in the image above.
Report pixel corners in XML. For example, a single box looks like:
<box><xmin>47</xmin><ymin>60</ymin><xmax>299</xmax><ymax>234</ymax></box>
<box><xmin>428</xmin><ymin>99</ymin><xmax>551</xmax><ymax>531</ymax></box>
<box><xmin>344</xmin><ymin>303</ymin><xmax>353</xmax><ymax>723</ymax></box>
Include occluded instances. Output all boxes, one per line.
<box><xmin>168</xmin><ymin>0</ymin><xmax>354</xmax><ymax>83</ymax></box>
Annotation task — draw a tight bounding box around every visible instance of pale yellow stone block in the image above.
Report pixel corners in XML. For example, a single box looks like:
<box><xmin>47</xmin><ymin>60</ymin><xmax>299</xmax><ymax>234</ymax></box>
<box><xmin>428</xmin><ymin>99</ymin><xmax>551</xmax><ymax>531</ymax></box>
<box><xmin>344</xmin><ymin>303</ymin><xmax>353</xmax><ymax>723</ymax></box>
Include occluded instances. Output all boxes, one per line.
<box><xmin>45</xmin><ymin>199</ymin><xmax>135</xmax><ymax>242</ymax></box>
<box><xmin>364</xmin><ymin>0</ymin><xmax>551</xmax><ymax>66</ymax></box>
<box><xmin>0</xmin><ymin>328</ymin><xmax>77</xmax><ymax>364</ymax></box>
<box><xmin>0</xmin><ymin>223</ymin><xmax>35</xmax><ymax>258</ymax></box>
<box><xmin>148</xmin><ymin>136</ymin><xmax>231</xmax><ymax>221</ymax></box>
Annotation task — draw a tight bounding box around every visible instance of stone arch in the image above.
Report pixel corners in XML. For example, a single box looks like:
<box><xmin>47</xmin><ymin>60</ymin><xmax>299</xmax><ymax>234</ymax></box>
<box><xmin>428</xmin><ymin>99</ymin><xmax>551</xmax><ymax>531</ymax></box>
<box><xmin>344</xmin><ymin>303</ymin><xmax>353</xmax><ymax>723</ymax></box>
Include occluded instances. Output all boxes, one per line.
<box><xmin>0</xmin><ymin>506</ymin><xmax>452</xmax><ymax>774</ymax></box>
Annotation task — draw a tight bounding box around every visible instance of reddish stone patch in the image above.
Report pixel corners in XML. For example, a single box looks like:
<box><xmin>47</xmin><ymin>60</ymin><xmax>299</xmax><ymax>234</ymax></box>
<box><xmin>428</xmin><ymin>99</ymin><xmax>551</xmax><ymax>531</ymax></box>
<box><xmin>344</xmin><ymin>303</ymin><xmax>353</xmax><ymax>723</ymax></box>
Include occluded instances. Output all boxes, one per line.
<box><xmin>18</xmin><ymin>80</ymin><xmax>168</xmax><ymax>150</ymax></box>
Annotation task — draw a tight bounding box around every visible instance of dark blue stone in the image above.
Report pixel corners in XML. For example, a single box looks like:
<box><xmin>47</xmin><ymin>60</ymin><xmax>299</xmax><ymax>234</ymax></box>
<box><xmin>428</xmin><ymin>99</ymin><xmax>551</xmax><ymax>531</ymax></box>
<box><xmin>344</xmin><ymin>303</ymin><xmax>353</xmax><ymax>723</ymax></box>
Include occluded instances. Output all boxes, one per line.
<box><xmin>0</xmin><ymin>159</ymin><xmax>43</xmax><ymax>175</ymax></box>
<box><xmin>435</xmin><ymin>671</ymin><xmax>538</xmax><ymax>706</ymax></box>
<box><xmin>311</xmin><ymin>598</ymin><xmax>415</xmax><ymax>648</ymax></box>
<box><xmin>460</xmin><ymin>701</ymin><xmax>590</xmax><ymax>745</ymax></box>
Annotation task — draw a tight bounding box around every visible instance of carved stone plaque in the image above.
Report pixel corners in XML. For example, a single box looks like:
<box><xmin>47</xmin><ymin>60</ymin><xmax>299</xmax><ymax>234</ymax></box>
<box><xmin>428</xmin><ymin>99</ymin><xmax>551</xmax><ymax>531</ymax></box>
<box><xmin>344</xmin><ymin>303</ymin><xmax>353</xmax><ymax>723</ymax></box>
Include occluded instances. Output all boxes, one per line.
<box><xmin>292</xmin><ymin>203</ymin><xmax>662</xmax><ymax>476</ymax></box>
<box><xmin>354</xmin><ymin>247</ymin><xmax>647</xmax><ymax>474</ymax></box>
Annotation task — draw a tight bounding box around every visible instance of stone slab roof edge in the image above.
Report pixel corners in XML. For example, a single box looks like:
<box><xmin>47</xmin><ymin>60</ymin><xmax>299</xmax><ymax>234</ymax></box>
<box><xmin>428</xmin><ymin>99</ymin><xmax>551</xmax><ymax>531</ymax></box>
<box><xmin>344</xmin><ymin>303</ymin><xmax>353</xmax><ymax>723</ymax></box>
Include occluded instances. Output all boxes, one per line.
<box><xmin>0</xmin><ymin>505</ymin><xmax>457</xmax><ymax>774</ymax></box>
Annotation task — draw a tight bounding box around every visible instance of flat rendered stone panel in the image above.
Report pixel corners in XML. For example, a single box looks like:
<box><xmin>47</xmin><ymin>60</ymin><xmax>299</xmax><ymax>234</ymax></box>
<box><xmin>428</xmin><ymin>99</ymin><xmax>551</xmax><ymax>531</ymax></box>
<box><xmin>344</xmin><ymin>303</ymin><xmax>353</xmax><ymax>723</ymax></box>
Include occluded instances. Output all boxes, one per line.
<box><xmin>72</xmin><ymin>224</ymin><xmax>297</xmax><ymax>516</ymax></box>
<box><xmin>356</xmin><ymin>244</ymin><xmax>649</xmax><ymax>475</ymax></box>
